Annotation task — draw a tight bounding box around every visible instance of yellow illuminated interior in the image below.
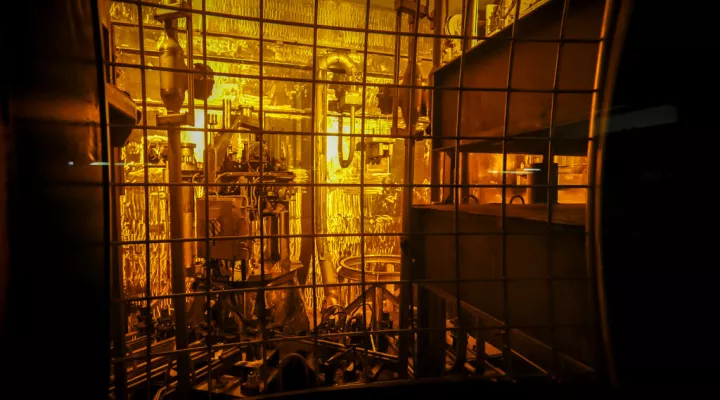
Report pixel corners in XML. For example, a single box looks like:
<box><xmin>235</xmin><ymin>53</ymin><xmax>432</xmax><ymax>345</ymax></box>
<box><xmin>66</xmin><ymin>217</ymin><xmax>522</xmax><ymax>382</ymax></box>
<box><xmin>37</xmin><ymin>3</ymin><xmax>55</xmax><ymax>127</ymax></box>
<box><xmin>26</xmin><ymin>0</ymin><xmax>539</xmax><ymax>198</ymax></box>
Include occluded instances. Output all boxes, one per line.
<box><xmin>112</xmin><ymin>0</ymin><xmax>588</xmax><ymax>310</ymax></box>
<box><xmin>108</xmin><ymin>0</ymin><xmax>596</xmax><ymax>393</ymax></box>
<box><xmin>465</xmin><ymin>153</ymin><xmax>588</xmax><ymax>204</ymax></box>
<box><xmin>112</xmin><ymin>0</ymin><xmax>430</xmax><ymax>314</ymax></box>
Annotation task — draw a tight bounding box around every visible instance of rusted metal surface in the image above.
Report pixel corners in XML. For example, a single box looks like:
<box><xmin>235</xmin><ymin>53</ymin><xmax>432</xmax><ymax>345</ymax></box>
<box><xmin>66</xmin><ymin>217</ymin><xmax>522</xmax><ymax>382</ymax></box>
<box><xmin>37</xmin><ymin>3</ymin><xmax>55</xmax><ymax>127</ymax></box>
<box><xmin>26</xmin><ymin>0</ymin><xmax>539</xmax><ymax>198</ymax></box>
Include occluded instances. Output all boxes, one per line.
<box><xmin>432</xmin><ymin>0</ymin><xmax>607</xmax><ymax>151</ymax></box>
<box><xmin>413</xmin><ymin>203</ymin><xmax>585</xmax><ymax>226</ymax></box>
<box><xmin>410</xmin><ymin>205</ymin><xmax>595</xmax><ymax>380</ymax></box>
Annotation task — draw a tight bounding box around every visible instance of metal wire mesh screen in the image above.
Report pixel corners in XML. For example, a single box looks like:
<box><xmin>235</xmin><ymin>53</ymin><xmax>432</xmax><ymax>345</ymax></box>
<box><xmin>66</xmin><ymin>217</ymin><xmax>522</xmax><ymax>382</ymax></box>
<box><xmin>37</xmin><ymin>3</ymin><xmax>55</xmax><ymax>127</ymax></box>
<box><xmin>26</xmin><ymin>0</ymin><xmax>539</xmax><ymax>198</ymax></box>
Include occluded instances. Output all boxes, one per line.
<box><xmin>105</xmin><ymin>0</ymin><xmax>613</xmax><ymax>397</ymax></box>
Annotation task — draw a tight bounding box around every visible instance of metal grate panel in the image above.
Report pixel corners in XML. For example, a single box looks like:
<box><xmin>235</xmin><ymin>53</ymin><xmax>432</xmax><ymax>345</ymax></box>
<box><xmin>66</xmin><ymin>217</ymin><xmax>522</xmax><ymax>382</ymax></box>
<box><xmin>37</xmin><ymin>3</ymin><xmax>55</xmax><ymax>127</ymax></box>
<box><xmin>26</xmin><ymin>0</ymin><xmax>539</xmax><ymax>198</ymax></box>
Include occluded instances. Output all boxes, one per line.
<box><xmin>102</xmin><ymin>0</ymin><xmax>618</xmax><ymax>397</ymax></box>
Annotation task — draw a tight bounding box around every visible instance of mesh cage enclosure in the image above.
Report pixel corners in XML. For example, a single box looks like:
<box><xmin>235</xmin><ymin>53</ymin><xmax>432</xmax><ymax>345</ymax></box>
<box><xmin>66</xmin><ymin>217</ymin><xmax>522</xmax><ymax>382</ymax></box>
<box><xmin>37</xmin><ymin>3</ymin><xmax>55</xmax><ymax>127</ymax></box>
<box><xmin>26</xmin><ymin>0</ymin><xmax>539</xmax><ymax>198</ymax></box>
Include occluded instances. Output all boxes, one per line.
<box><xmin>100</xmin><ymin>0</ymin><xmax>621</xmax><ymax>397</ymax></box>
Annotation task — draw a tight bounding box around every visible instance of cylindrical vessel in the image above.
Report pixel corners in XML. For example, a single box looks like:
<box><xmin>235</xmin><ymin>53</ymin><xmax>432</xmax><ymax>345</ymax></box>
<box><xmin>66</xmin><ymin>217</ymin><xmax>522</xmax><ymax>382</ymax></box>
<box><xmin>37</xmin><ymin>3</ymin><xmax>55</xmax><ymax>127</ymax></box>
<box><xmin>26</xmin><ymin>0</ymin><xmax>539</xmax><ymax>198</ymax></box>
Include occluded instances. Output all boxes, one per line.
<box><xmin>180</xmin><ymin>143</ymin><xmax>197</xmax><ymax>272</ymax></box>
<box><xmin>180</xmin><ymin>185</ymin><xmax>195</xmax><ymax>272</ymax></box>
<box><xmin>158</xmin><ymin>32</ymin><xmax>187</xmax><ymax>112</ymax></box>
<box><xmin>167</xmin><ymin>127</ymin><xmax>190</xmax><ymax>394</ymax></box>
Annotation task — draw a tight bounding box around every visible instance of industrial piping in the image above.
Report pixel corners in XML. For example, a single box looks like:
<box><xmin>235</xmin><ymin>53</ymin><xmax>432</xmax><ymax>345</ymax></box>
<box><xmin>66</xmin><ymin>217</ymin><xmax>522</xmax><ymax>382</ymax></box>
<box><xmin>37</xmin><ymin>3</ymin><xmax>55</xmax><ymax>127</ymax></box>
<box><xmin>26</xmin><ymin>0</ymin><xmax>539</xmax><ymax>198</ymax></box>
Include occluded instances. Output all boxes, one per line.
<box><xmin>316</xmin><ymin>52</ymin><xmax>359</xmax><ymax>169</ymax></box>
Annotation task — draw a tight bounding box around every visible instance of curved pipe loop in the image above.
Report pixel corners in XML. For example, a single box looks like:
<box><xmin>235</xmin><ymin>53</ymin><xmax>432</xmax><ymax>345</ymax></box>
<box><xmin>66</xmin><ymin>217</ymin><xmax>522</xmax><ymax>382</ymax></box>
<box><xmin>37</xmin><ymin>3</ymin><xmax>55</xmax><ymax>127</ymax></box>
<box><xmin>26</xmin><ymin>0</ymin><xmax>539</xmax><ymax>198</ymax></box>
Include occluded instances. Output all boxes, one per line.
<box><xmin>316</xmin><ymin>52</ymin><xmax>359</xmax><ymax>169</ymax></box>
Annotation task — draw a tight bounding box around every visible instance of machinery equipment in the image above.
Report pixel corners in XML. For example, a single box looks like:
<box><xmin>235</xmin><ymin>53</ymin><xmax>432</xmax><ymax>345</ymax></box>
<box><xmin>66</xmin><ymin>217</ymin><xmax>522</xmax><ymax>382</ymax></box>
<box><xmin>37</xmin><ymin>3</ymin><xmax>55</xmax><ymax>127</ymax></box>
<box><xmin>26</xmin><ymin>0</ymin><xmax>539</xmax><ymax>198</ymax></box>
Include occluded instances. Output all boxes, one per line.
<box><xmin>105</xmin><ymin>0</ymin><xmax>619</xmax><ymax>397</ymax></box>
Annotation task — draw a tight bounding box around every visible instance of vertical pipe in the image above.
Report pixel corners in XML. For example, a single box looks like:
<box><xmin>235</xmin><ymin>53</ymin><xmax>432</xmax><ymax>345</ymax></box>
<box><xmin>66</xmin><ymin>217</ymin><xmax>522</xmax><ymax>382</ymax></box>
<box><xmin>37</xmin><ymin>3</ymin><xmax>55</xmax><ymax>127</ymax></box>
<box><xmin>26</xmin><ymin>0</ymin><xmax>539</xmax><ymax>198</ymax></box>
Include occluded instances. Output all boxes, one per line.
<box><xmin>315</xmin><ymin>60</ymin><xmax>328</xmax><ymax>272</ymax></box>
<box><xmin>181</xmin><ymin>182</ymin><xmax>196</xmax><ymax>275</ymax></box>
<box><xmin>401</xmin><ymin>0</ymin><xmax>425</xmax><ymax>378</ymax></box>
<box><xmin>464</xmin><ymin>0</ymin><xmax>478</xmax><ymax>52</ymax></box>
<box><xmin>310</xmin><ymin>0</ymin><xmax>320</xmax><ymax>376</ymax></box>
<box><xmin>460</xmin><ymin>153</ymin><xmax>469</xmax><ymax>203</ymax></box>
<box><xmin>430</xmin><ymin>0</ymin><xmax>444</xmax><ymax>203</ymax></box>
<box><xmin>157</xmin><ymin>3</ymin><xmax>192</xmax><ymax>393</ymax></box>
<box><xmin>186</xmin><ymin>10</ymin><xmax>195</xmax><ymax>125</ymax></box>
<box><xmin>137</xmin><ymin>3</ymin><xmax>153</xmax><ymax>398</ymax></box>
<box><xmin>279</xmin><ymin>209</ymin><xmax>291</xmax><ymax>271</ymax></box>
<box><xmin>396</xmin><ymin>7</ymin><xmax>410</xmax><ymax>380</ymax></box>
<box><xmin>350</xmin><ymin>106</ymin><xmax>356</xmax><ymax>137</ymax></box>
<box><xmin>359</xmin><ymin>0</ymin><xmax>372</xmax><ymax>380</ymax></box>
<box><xmin>294</xmin><ymin>92</ymin><xmax>302</xmax><ymax>166</ymax></box>
<box><xmin>167</xmin><ymin>126</ymin><xmax>191</xmax><ymax>397</ymax></box>
<box><xmin>258</xmin><ymin>1</ymin><xmax>268</xmax><ymax>387</ymax></box>
<box><xmin>374</xmin><ymin>285</ymin><xmax>384</xmax><ymax>329</ymax></box>
<box><xmin>267</xmin><ymin>213</ymin><xmax>279</xmax><ymax>262</ymax></box>
<box><xmin>391</xmin><ymin>11</ymin><xmax>402</xmax><ymax>138</ymax></box>
<box><xmin>201</xmin><ymin>0</ymin><xmax>214</xmax><ymax>394</ymax></box>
